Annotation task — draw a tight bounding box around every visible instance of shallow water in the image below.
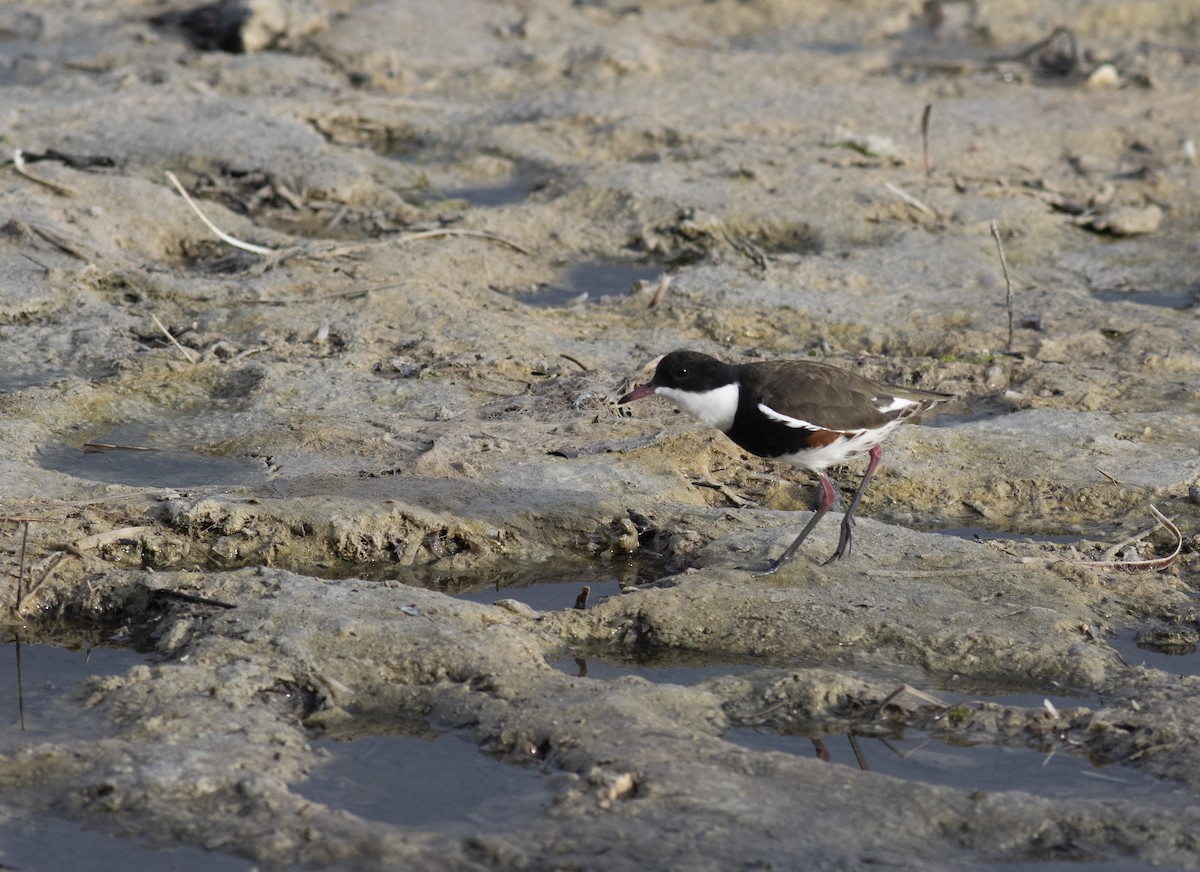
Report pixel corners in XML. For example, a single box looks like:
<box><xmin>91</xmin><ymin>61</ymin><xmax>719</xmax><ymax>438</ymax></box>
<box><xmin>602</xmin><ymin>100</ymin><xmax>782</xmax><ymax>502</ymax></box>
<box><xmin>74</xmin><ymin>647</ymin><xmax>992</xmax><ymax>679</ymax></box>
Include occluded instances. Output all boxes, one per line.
<box><xmin>457</xmin><ymin>575</ymin><xmax>625</xmax><ymax>610</ymax></box>
<box><xmin>0</xmin><ymin>368</ymin><xmax>71</xmax><ymax>393</ymax></box>
<box><xmin>518</xmin><ymin>261</ymin><xmax>662</xmax><ymax>308</ymax></box>
<box><xmin>4</xmin><ymin>597</ymin><xmax>1195</xmax><ymax>871</ymax></box>
<box><xmin>549</xmin><ymin>651</ymin><xmax>765</xmax><ymax>684</ymax></box>
<box><xmin>298</xmin><ymin>731</ymin><xmax>555</xmax><ymax>833</ymax></box>
<box><xmin>1109</xmin><ymin>627</ymin><xmax>1200</xmax><ymax>675</ymax></box>
<box><xmin>0</xmin><ymin>815</ymin><xmax>250</xmax><ymax>872</ymax></box>
<box><xmin>0</xmin><ymin>636</ymin><xmax>146</xmax><ymax>742</ymax></box>
<box><xmin>394</xmin><ymin>157</ymin><xmax>544</xmax><ymax>208</ymax></box>
<box><xmin>440</xmin><ymin>170</ymin><xmax>541</xmax><ymax>208</ymax></box>
<box><xmin>727</xmin><ymin>725</ymin><xmax>1192</xmax><ymax>806</ymax></box>
<box><xmin>1090</xmin><ymin>288</ymin><xmax>1195</xmax><ymax>309</ymax></box>
<box><xmin>307</xmin><ymin>554</ymin><xmax>666</xmax><ymax>607</ymax></box>
<box><xmin>935</xmin><ymin>526</ymin><xmax>1084</xmax><ymax>545</ymax></box>
<box><xmin>0</xmin><ymin>639</ymin><xmax>249</xmax><ymax>871</ymax></box>
<box><xmin>38</xmin><ymin>424</ymin><xmax>266</xmax><ymax>488</ymax></box>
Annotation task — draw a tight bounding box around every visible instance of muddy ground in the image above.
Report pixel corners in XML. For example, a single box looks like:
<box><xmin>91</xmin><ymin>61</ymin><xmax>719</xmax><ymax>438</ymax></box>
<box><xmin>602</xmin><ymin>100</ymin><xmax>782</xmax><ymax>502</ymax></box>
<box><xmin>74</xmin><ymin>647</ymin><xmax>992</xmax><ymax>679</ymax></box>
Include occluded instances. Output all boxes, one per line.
<box><xmin>1</xmin><ymin>0</ymin><xmax>1200</xmax><ymax>869</ymax></box>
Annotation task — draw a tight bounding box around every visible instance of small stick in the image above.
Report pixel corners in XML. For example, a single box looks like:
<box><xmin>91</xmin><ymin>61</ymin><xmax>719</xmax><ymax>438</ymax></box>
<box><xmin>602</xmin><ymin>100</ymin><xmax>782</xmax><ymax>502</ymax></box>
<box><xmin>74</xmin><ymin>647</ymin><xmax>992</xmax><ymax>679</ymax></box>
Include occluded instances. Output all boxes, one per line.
<box><xmin>154</xmin><ymin>589</ymin><xmax>237</xmax><ymax>610</ymax></box>
<box><xmin>27</xmin><ymin>222</ymin><xmax>92</xmax><ymax>260</ymax></box>
<box><xmin>559</xmin><ymin>353</ymin><xmax>589</xmax><ymax>372</ymax></box>
<box><xmin>1060</xmin><ymin>505</ymin><xmax>1181</xmax><ymax>572</ymax></box>
<box><xmin>83</xmin><ymin>442</ymin><xmax>158</xmax><ymax>453</ymax></box>
<box><xmin>990</xmin><ymin>220</ymin><xmax>1014</xmax><ymax>353</ymax></box>
<box><xmin>26</xmin><ymin>551</ymin><xmax>69</xmax><ymax>599</ymax></box>
<box><xmin>647</xmin><ymin>274</ymin><xmax>672</xmax><ymax>308</ymax></box>
<box><xmin>11</xmin><ymin>149</ymin><xmax>74</xmax><ymax>197</ymax></box>
<box><xmin>884</xmin><ymin>182</ymin><xmax>936</xmax><ymax>217</ymax></box>
<box><xmin>14</xmin><ymin>520</ymin><xmax>30</xmax><ymax>609</ymax></box>
<box><xmin>921</xmin><ymin>103</ymin><xmax>933</xmax><ymax>177</ymax></box>
<box><xmin>864</xmin><ymin>568</ymin><xmax>972</xmax><ymax>577</ymax></box>
<box><xmin>18</xmin><ymin>252</ymin><xmax>52</xmax><ymax>272</ymax></box>
<box><xmin>165</xmin><ymin>170</ymin><xmax>276</xmax><ymax>256</ymax></box>
<box><xmin>744</xmin><ymin>698</ymin><xmax>790</xmax><ymax>722</ymax></box>
<box><xmin>150</xmin><ymin>313</ymin><xmax>197</xmax><ymax>363</ymax></box>
<box><xmin>15</xmin><ymin>634</ymin><xmax>27</xmax><ymax>730</ymax></box>
<box><xmin>248</xmin><ymin>286</ymin><xmax>378</xmax><ymax>307</ymax></box>
<box><xmin>394</xmin><ymin>227</ymin><xmax>530</xmax><ymax>255</ymax></box>
<box><xmin>989</xmin><ymin>25</ymin><xmax>1075</xmax><ymax>64</ymax></box>
<box><xmin>690</xmin><ymin>478</ymin><xmax>752</xmax><ymax>507</ymax></box>
<box><xmin>1099</xmin><ymin>510</ymin><xmax>1170</xmax><ymax>562</ymax></box>
<box><xmin>848</xmin><ymin>734</ymin><xmax>870</xmax><ymax>771</ymax></box>
<box><xmin>1096</xmin><ymin>467</ymin><xmax>1120</xmax><ymax>484</ymax></box>
<box><xmin>74</xmin><ymin>526</ymin><xmax>159</xmax><ymax>552</ymax></box>
<box><xmin>324</xmin><ymin>204</ymin><xmax>349</xmax><ymax>232</ymax></box>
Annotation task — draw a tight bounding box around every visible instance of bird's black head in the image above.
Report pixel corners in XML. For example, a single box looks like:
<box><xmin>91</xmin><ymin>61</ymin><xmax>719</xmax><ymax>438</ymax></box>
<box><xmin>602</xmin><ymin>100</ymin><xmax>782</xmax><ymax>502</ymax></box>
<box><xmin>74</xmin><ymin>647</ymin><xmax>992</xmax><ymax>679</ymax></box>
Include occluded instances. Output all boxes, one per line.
<box><xmin>650</xmin><ymin>349</ymin><xmax>732</xmax><ymax>392</ymax></box>
<box><xmin>618</xmin><ymin>349</ymin><xmax>736</xmax><ymax>405</ymax></box>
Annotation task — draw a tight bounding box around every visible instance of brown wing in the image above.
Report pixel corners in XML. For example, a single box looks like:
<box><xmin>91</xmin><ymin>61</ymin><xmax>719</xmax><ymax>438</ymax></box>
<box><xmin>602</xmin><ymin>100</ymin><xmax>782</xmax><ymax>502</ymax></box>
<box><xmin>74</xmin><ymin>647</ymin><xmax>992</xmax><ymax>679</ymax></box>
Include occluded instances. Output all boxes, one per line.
<box><xmin>742</xmin><ymin>360</ymin><xmax>950</xmax><ymax>431</ymax></box>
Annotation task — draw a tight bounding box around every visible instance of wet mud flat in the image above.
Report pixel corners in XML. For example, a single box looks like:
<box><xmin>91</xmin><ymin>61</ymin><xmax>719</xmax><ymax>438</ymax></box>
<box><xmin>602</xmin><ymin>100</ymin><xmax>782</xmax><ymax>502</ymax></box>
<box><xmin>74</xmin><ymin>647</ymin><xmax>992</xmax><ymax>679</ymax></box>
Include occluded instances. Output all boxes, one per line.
<box><xmin>2</xmin><ymin>0</ymin><xmax>1200</xmax><ymax>869</ymax></box>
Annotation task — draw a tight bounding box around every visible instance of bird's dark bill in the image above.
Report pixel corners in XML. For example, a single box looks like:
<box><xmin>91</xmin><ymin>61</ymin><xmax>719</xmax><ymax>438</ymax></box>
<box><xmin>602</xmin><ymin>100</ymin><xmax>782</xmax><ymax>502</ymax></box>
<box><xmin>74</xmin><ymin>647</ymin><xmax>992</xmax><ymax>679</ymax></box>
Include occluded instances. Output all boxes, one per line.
<box><xmin>618</xmin><ymin>384</ymin><xmax>657</xmax><ymax>404</ymax></box>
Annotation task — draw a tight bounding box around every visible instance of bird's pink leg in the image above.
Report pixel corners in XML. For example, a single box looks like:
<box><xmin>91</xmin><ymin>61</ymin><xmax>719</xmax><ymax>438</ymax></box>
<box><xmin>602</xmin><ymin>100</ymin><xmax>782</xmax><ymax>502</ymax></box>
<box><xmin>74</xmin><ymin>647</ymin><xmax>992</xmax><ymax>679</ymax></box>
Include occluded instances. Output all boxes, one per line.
<box><xmin>755</xmin><ymin>471</ymin><xmax>839</xmax><ymax>576</ymax></box>
<box><xmin>825</xmin><ymin>444</ymin><xmax>882</xmax><ymax>564</ymax></box>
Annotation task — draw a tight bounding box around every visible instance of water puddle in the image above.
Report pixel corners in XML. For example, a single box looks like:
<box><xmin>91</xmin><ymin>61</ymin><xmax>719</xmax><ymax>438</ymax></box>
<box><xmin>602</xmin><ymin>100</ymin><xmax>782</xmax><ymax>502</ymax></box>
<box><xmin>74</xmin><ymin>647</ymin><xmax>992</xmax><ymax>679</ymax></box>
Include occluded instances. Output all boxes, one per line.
<box><xmin>0</xmin><ymin>814</ymin><xmax>250</xmax><ymax>872</ymax></box>
<box><xmin>550</xmin><ymin>652</ymin><xmax>763</xmax><ymax>684</ymax></box>
<box><xmin>0</xmin><ymin>368</ymin><xmax>72</xmax><ymax>393</ymax></box>
<box><xmin>0</xmin><ymin>635</ymin><xmax>149</xmax><ymax>742</ymax></box>
<box><xmin>1091</xmin><ymin>289</ymin><xmax>1195</xmax><ymax>310</ymax></box>
<box><xmin>439</xmin><ymin>170</ymin><xmax>541</xmax><ymax>208</ymax></box>
<box><xmin>306</xmin><ymin>555</ymin><xmax>668</xmax><ymax>612</ymax></box>
<box><xmin>935</xmin><ymin>526</ymin><xmax>1083</xmax><ymax>545</ymax></box>
<box><xmin>0</xmin><ymin>638</ymin><xmax>245</xmax><ymax>871</ymax></box>
<box><xmin>1109</xmin><ymin>627</ymin><xmax>1200</xmax><ymax>675</ymax></box>
<box><xmin>726</xmin><ymin>725</ymin><xmax>1191</xmax><ymax>807</ymax></box>
<box><xmin>297</xmin><ymin>730</ymin><xmax>554</xmax><ymax>833</ymax></box>
<box><xmin>38</xmin><ymin>423</ymin><xmax>266</xmax><ymax>488</ymax></box>
<box><xmin>517</xmin><ymin>261</ymin><xmax>662</xmax><ymax>308</ymax></box>
<box><xmin>922</xmin><ymin>397</ymin><xmax>1017</xmax><ymax>428</ymax></box>
<box><xmin>395</xmin><ymin>158</ymin><xmax>546</xmax><ymax>209</ymax></box>
<box><xmin>458</xmin><ymin>576</ymin><xmax>625</xmax><ymax>610</ymax></box>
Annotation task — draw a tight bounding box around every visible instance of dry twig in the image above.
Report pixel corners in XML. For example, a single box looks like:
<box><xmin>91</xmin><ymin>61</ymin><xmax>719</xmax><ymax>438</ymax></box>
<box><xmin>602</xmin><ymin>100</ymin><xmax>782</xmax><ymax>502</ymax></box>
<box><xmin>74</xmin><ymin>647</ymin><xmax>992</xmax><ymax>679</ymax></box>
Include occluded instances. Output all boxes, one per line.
<box><xmin>394</xmin><ymin>227</ymin><xmax>530</xmax><ymax>255</ymax></box>
<box><xmin>25</xmin><ymin>221</ymin><xmax>93</xmax><ymax>260</ymax></box>
<box><xmin>921</xmin><ymin>104</ymin><xmax>933</xmax><ymax>177</ymax></box>
<box><xmin>165</xmin><ymin>170</ymin><xmax>277</xmax><ymax>255</ymax></box>
<box><xmin>13</xmin><ymin>519</ymin><xmax>30</xmax><ymax>609</ymax></box>
<box><xmin>648</xmin><ymin>274</ymin><xmax>672</xmax><ymax>308</ymax></box>
<box><xmin>1025</xmin><ymin>505</ymin><xmax>1182</xmax><ymax>572</ymax></box>
<box><xmin>875</xmin><ymin>683</ymin><xmax>947</xmax><ymax>718</ymax></box>
<box><xmin>11</xmin><ymin>149</ymin><xmax>74</xmax><ymax>197</ymax></box>
<box><xmin>885</xmin><ymin>182</ymin><xmax>936</xmax><ymax>217</ymax></box>
<box><xmin>990</xmin><ymin>220</ymin><xmax>1015</xmax><ymax>353</ymax></box>
<box><xmin>150</xmin><ymin>313</ymin><xmax>198</xmax><ymax>363</ymax></box>
<box><xmin>83</xmin><ymin>442</ymin><xmax>158</xmax><ymax>453</ymax></box>
<box><xmin>1092</xmin><ymin>506</ymin><xmax>1182</xmax><ymax>570</ymax></box>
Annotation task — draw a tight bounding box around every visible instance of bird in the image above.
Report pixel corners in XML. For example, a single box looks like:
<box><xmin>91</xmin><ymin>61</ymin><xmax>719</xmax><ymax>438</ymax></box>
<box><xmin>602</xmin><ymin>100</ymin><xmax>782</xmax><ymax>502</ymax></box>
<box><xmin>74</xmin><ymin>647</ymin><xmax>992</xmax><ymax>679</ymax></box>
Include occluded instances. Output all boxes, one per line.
<box><xmin>617</xmin><ymin>349</ymin><xmax>953</xmax><ymax>574</ymax></box>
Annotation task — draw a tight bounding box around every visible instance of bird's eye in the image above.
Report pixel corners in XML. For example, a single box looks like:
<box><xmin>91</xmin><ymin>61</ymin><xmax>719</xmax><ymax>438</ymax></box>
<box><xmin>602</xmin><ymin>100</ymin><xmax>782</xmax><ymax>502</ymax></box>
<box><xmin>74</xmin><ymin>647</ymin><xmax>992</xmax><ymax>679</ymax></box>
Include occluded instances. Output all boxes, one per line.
<box><xmin>677</xmin><ymin>367</ymin><xmax>687</xmax><ymax>376</ymax></box>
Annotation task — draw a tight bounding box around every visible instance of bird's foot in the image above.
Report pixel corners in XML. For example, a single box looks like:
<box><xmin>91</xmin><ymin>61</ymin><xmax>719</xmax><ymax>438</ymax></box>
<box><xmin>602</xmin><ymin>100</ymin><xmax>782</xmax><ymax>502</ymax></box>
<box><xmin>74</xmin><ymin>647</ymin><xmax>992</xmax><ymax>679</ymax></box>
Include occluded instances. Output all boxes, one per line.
<box><xmin>823</xmin><ymin>518</ymin><xmax>855</xmax><ymax>564</ymax></box>
<box><xmin>741</xmin><ymin>553</ymin><xmax>795</xmax><ymax>576</ymax></box>
<box><xmin>821</xmin><ymin>548</ymin><xmax>848</xmax><ymax>566</ymax></box>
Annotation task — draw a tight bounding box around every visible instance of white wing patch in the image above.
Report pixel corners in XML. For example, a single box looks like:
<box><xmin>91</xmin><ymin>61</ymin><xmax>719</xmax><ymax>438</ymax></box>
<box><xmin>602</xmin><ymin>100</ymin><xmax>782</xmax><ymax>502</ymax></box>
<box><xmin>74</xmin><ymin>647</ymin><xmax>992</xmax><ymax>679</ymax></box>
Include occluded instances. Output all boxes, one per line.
<box><xmin>657</xmin><ymin>383</ymin><xmax>740</xmax><ymax>431</ymax></box>
<box><xmin>872</xmin><ymin>395</ymin><xmax>919</xmax><ymax>415</ymax></box>
<box><xmin>758</xmin><ymin>403</ymin><xmax>834</xmax><ymax>432</ymax></box>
